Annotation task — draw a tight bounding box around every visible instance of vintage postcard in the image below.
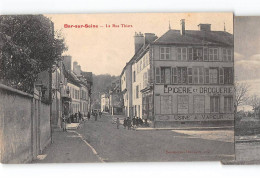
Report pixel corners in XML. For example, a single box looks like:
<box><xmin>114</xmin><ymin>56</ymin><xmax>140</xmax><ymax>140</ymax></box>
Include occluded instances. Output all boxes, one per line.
<box><xmin>0</xmin><ymin>13</ymin><xmax>235</xmax><ymax>163</ymax></box>
<box><xmin>223</xmin><ymin>16</ymin><xmax>260</xmax><ymax>165</ymax></box>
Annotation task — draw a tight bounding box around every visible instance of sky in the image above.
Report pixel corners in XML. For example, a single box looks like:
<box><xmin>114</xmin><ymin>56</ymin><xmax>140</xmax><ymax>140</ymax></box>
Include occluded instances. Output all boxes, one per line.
<box><xmin>45</xmin><ymin>13</ymin><xmax>233</xmax><ymax>76</ymax></box>
<box><xmin>234</xmin><ymin>17</ymin><xmax>260</xmax><ymax>101</ymax></box>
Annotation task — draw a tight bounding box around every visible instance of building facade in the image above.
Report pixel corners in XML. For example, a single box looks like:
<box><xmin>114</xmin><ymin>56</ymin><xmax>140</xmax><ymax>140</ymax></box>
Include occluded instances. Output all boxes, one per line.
<box><xmin>101</xmin><ymin>93</ymin><xmax>109</xmax><ymax>112</ymax></box>
<box><xmin>122</xmin><ymin>20</ymin><xmax>234</xmax><ymax>128</ymax></box>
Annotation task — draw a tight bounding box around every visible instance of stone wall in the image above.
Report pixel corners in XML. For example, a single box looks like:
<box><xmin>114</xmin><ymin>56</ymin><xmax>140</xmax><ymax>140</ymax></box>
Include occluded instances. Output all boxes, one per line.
<box><xmin>0</xmin><ymin>84</ymin><xmax>51</xmax><ymax>163</ymax></box>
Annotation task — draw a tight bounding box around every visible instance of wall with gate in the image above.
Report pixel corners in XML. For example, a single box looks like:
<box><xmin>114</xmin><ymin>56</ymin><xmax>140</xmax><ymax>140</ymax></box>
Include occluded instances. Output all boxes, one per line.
<box><xmin>0</xmin><ymin>84</ymin><xmax>51</xmax><ymax>163</ymax></box>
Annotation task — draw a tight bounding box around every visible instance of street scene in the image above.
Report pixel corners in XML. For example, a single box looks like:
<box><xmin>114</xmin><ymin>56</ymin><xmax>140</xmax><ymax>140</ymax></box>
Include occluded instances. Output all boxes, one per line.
<box><xmin>0</xmin><ymin>13</ymin><xmax>235</xmax><ymax>163</ymax></box>
<box><xmin>34</xmin><ymin>113</ymin><xmax>234</xmax><ymax>163</ymax></box>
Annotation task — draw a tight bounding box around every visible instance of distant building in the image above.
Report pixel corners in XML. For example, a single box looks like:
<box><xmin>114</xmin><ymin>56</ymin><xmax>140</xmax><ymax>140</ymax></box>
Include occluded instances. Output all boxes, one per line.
<box><xmin>109</xmin><ymin>79</ymin><xmax>124</xmax><ymax>115</ymax></box>
<box><xmin>101</xmin><ymin>93</ymin><xmax>109</xmax><ymax>112</ymax></box>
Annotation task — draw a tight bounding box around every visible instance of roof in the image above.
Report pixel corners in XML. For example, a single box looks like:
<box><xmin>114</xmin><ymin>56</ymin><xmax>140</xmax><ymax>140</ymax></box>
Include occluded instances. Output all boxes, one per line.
<box><xmin>153</xmin><ymin>29</ymin><xmax>233</xmax><ymax>46</ymax></box>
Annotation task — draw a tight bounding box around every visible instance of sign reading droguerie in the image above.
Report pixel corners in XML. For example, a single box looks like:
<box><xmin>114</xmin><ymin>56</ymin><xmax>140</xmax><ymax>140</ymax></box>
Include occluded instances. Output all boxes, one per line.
<box><xmin>163</xmin><ymin>85</ymin><xmax>233</xmax><ymax>94</ymax></box>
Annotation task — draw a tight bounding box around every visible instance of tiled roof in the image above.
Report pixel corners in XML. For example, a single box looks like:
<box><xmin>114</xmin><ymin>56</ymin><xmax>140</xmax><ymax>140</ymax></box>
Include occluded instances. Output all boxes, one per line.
<box><xmin>153</xmin><ymin>29</ymin><xmax>233</xmax><ymax>46</ymax></box>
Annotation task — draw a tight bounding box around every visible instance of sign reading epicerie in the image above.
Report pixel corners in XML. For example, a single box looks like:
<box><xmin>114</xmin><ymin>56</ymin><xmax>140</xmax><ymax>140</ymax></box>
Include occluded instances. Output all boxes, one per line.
<box><xmin>163</xmin><ymin>85</ymin><xmax>233</xmax><ymax>94</ymax></box>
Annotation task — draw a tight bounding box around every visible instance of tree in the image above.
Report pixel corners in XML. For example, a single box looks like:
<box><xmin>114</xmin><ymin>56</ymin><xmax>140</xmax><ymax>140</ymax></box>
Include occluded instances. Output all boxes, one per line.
<box><xmin>234</xmin><ymin>82</ymin><xmax>250</xmax><ymax>114</ymax></box>
<box><xmin>247</xmin><ymin>94</ymin><xmax>260</xmax><ymax>118</ymax></box>
<box><xmin>0</xmin><ymin>15</ymin><xmax>67</xmax><ymax>93</ymax></box>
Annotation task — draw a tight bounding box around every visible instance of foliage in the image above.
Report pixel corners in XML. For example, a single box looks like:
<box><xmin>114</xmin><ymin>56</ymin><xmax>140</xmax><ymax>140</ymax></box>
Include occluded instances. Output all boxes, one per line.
<box><xmin>234</xmin><ymin>82</ymin><xmax>250</xmax><ymax>113</ymax></box>
<box><xmin>0</xmin><ymin>15</ymin><xmax>67</xmax><ymax>93</ymax></box>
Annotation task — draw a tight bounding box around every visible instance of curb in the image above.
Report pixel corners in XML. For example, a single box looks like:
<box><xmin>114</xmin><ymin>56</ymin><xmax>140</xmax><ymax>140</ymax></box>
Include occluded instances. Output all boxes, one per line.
<box><xmin>134</xmin><ymin>126</ymin><xmax>234</xmax><ymax>131</ymax></box>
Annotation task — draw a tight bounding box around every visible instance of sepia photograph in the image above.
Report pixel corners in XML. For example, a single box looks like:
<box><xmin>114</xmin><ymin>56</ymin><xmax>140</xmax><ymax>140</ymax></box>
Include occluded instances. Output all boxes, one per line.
<box><xmin>223</xmin><ymin>16</ymin><xmax>260</xmax><ymax>165</ymax></box>
<box><xmin>0</xmin><ymin>13</ymin><xmax>235</xmax><ymax>163</ymax></box>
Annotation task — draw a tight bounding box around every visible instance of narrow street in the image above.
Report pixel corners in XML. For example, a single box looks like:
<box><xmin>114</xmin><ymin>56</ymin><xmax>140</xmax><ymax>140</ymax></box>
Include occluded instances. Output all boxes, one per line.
<box><xmin>34</xmin><ymin>113</ymin><xmax>234</xmax><ymax>163</ymax></box>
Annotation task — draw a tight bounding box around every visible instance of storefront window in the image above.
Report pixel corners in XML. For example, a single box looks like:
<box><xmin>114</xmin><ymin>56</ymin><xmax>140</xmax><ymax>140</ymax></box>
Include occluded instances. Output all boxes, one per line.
<box><xmin>194</xmin><ymin>95</ymin><xmax>205</xmax><ymax>113</ymax></box>
<box><xmin>224</xmin><ymin>96</ymin><xmax>233</xmax><ymax>113</ymax></box>
<box><xmin>161</xmin><ymin>95</ymin><xmax>172</xmax><ymax>114</ymax></box>
<box><xmin>178</xmin><ymin>95</ymin><xmax>189</xmax><ymax>113</ymax></box>
<box><xmin>210</xmin><ymin>96</ymin><xmax>220</xmax><ymax>113</ymax></box>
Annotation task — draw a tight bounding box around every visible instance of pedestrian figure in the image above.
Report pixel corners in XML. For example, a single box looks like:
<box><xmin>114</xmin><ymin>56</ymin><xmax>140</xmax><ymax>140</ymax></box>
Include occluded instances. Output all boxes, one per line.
<box><xmin>127</xmin><ymin>117</ymin><xmax>132</xmax><ymax>130</ymax></box>
<box><xmin>123</xmin><ymin>118</ymin><xmax>127</xmax><ymax>129</ymax></box>
<box><xmin>78</xmin><ymin>111</ymin><xmax>82</xmax><ymax>121</ymax></box>
<box><xmin>116</xmin><ymin>118</ymin><xmax>120</xmax><ymax>129</ymax></box>
<box><xmin>62</xmin><ymin>114</ymin><xmax>67</xmax><ymax>132</ymax></box>
<box><xmin>99</xmin><ymin>111</ymin><xmax>102</xmax><ymax>118</ymax></box>
<box><xmin>95</xmin><ymin>112</ymin><xmax>98</xmax><ymax>121</ymax></box>
<box><xmin>87</xmin><ymin>112</ymin><xmax>90</xmax><ymax>120</ymax></box>
<box><xmin>132</xmin><ymin>116</ymin><xmax>136</xmax><ymax>128</ymax></box>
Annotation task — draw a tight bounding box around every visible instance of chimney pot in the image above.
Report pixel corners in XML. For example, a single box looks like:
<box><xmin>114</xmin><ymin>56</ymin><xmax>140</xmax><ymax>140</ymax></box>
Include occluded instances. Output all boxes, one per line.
<box><xmin>180</xmin><ymin>19</ymin><xmax>185</xmax><ymax>35</ymax></box>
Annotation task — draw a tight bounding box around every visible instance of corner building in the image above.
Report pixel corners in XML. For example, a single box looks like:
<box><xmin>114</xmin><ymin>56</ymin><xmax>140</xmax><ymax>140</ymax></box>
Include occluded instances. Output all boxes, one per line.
<box><xmin>131</xmin><ymin>20</ymin><xmax>234</xmax><ymax>128</ymax></box>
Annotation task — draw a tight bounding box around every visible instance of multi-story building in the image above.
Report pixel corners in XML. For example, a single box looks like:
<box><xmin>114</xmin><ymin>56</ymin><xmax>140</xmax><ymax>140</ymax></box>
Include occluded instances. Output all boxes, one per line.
<box><xmin>63</xmin><ymin>56</ymin><xmax>92</xmax><ymax>117</ymax></box>
<box><xmin>100</xmin><ymin>93</ymin><xmax>109</xmax><ymax>112</ymax></box>
<box><xmin>109</xmin><ymin>79</ymin><xmax>124</xmax><ymax>115</ymax></box>
<box><xmin>123</xmin><ymin>19</ymin><xmax>234</xmax><ymax>128</ymax></box>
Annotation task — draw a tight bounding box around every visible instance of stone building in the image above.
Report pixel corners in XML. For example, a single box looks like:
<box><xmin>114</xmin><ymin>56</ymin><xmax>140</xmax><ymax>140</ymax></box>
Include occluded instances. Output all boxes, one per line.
<box><xmin>121</xmin><ymin>19</ymin><xmax>234</xmax><ymax>128</ymax></box>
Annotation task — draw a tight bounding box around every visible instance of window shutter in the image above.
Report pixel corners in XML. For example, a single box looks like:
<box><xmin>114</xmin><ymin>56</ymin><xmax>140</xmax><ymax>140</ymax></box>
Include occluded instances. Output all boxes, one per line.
<box><xmin>205</xmin><ymin>68</ymin><xmax>209</xmax><ymax>84</ymax></box>
<box><xmin>219</xmin><ymin>68</ymin><xmax>224</xmax><ymax>84</ymax></box>
<box><xmin>155</xmin><ymin>67</ymin><xmax>161</xmax><ymax>84</ymax></box>
<box><xmin>203</xmin><ymin>48</ymin><xmax>208</xmax><ymax>61</ymax></box>
<box><xmin>188</xmin><ymin>67</ymin><xmax>193</xmax><ymax>84</ymax></box>
<box><xmin>172</xmin><ymin>67</ymin><xmax>177</xmax><ymax>84</ymax></box>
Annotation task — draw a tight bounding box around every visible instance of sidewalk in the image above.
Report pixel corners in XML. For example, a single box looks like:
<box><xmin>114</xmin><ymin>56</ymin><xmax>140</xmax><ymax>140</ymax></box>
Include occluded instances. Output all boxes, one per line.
<box><xmin>32</xmin><ymin>130</ymin><xmax>101</xmax><ymax>163</ymax></box>
<box><xmin>66</xmin><ymin>123</ymin><xmax>80</xmax><ymax>130</ymax></box>
<box><xmin>236</xmin><ymin>134</ymin><xmax>260</xmax><ymax>143</ymax></box>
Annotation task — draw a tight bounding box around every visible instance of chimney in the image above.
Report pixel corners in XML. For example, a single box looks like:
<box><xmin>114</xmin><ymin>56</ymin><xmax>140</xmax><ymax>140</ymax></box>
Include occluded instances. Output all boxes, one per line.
<box><xmin>62</xmin><ymin>56</ymin><xmax>72</xmax><ymax>72</ymax></box>
<box><xmin>180</xmin><ymin>19</ymin><xmax>185</xmax><ymax>35</ymax></box>
<box><xmin>134</xmin><ymin>32</ymin><xmax>144</xmax><ymax>53</ymax></box>
<box><xmin>198</xmin><ymin>24</ymin><xmax>211</xmax><ymax>31</ymax></box>
<box><xmin>73</xmin><ymin>61</ymin><xmax>81</xmax><ymax>76</ymax></box>
<box><xmin>144</xmin><ymin>33</ymin><xmax>157</xmax><ymax>46</ymax></box>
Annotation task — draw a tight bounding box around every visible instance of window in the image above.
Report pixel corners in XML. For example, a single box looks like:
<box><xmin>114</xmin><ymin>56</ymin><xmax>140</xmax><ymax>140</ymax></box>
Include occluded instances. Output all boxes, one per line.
<box><xmin>161</xmin><ymin>67</ymin><xmax>171</xmax><ymax>84</ymax></box>
<box><xmin>193</xmin><ymin>48</ymin><xmax>203</xmax><ymax>61</ymax></box>
<box><xmin>133</xmin><ymin>71</ymin><xmax>136</xmax><ymax>82</ymax></box>
<box><xmin>177</xmin><ymin>47</ymin><xmax>187</xmax><ymax>61</ymax></box>
<box><xmin>160</xmin><ymin>95</ymin><xmax>172</xmax><ymax>114</ymax></box>
<box><xmin>143</xmin><ymin>72</ymin><xmax>148</xmax><ymax>87</ymax></box>
<box><xmin>178</xmin><ymin>95</ymin><xmax>189</xmax><ymax>113</ymax></box>
<box><xmin>203</xmin><ymin>48</ymin><xmax>208</xmax><ymax>61</ymax></box>
<box><xmin>224</xmin><ymin>96</ymin><xmax>233</xmax><ymax>113</ymax></box>
<box><xmin>223</xmin><ymin>49</ymin><xmax>232</xmax><ymax>61</ymax></box>
<box><xmin>227</xmin><ymin>49</ymin><xmax>232</xmax><ymax>61</ymax></box>
<box><xmin>209</xmin><ymin>48</ymin><xmax>218</xmax><ymax>61</ymax></box>
<box><xmin>210</xmin><ymin>96</ymin><xmax>220</xmax><ymax>113</ymax></box>
<box><xmin>177</xmin><ymin>67</ymin><xmax>187</xmax><ymax>84</ymax></box>
<box><xmin>140</xmin><ymin>60</ymin><xmax>142</xmax><ymax>71</ymax></box>
<box><xmin>193</xmin><ymin>67</ymin><xmax>204</xmax><ymax>84</ymax></box>
<box><xmin>160</xmin><ymin>47</ymin><xmax>170</xmax><ymax>60</ymax></box>
<box><xmin>224</xmin><ymin>67</ymin><xmax>233</xmax><ymax>84</ymax></box>
<box><xmin>209</xmin><ymin>68</ymin><xmax>218</xmax><ymax>84</ymax></box>
<box><xmin>194</xmin><ymin>96</ymin><xmax>205</xmax><ymax>113</ymax></box>
<box><xmin>136</xmin><ymin>85</ymin><xmax>139</xmax><ymax>99</ymax></box>
<box><xmin>172</xmin><ymin>67</ymin><xmax>177</xmax><ymax>84</ymax></box>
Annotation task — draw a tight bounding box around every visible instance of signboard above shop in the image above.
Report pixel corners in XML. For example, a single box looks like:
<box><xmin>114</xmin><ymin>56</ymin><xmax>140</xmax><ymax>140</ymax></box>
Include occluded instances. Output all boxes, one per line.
<box><xmin>158</xmin><ymin>85</ymin><xmax>233</xmax><ymax>95</ymax></box>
